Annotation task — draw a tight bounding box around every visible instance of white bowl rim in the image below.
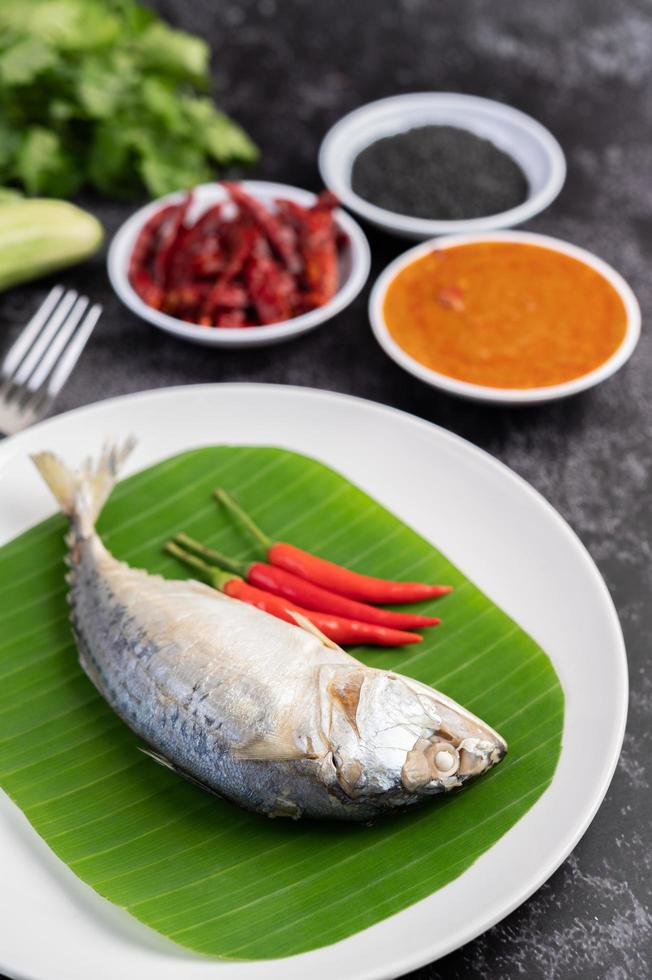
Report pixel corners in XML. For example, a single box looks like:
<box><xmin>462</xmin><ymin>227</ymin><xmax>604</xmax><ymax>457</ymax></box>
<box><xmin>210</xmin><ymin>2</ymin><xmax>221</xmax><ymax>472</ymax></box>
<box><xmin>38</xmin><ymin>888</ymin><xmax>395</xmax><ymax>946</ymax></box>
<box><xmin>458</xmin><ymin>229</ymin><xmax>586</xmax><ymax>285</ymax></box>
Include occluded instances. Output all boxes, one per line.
<box><xmin>369</xmin><ymin>230</ymin><xmax>642</xmax><ymax>404</ymax></box>
<box><xmin>318</xmin><ymin>92</ymin><xmax>567</xmax><ymax>236</ymax></box>
<box><xmin>107</xmin><ymin>180</ymin><xmax>371</xmax><ymax>346</ymax></box>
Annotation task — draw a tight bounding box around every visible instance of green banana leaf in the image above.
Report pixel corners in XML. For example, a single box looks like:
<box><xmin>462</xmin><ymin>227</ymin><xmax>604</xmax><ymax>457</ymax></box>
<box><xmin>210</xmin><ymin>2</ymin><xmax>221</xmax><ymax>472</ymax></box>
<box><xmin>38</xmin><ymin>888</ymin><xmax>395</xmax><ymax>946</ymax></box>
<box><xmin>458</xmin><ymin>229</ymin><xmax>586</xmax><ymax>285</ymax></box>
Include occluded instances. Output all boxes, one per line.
<box><xmin>0</xmin><ymin>446</ymin><xmax>563</xmax><ymax>959</ymax></box>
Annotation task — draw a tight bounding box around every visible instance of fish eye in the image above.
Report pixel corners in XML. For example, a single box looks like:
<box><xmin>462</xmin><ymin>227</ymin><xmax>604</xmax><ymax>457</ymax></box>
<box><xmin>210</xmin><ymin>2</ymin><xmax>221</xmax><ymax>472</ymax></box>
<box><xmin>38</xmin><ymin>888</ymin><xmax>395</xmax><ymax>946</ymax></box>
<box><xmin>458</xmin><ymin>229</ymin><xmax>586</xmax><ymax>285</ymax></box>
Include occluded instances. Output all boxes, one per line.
<box><xmin>435</xmin><ymin>749</ymin><xmax>456</xmax><ymax>773</ymax></box>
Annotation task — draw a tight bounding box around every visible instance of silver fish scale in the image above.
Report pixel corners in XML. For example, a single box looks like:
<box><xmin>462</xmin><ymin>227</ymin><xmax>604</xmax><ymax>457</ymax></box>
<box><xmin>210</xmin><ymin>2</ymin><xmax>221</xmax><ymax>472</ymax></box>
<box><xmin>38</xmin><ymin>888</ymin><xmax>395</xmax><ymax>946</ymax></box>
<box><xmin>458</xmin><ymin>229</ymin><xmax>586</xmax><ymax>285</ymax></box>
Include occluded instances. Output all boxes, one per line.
<box><xmin>70</xmin><ymin>546</ymin><xmax>211</xmax><ymax>759</ymax></box>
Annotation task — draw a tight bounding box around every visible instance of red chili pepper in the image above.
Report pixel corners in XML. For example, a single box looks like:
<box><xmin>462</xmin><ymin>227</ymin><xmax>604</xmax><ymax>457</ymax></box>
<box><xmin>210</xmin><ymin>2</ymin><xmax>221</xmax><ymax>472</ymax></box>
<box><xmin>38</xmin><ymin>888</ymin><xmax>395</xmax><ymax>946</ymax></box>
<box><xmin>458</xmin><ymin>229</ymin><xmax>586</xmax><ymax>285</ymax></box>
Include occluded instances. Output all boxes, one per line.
<box><xmin>191</xmin><ymin>245</ymin><xmax>224</xmax><ymax>278</ymax></box>
<box><xmin>162</xmin><ymin>283</ymin><xmax>211</xmax><ymax>317</ymax></box>
<box><xmin>312</xmin><ymin>190</ymin><xmax>339</xmax><ymax>212</ymax></box>
<box><xmin>273</xmin><ymin>198</ymin><xmax>305</xmax><ymax>225</ymax></box>
<box><xmin>223</xmin><ymin>182</ymin><xmax>301</xmax><ymax>273</ymax></box>
<box><xmin>302</xmin><ymin>208</ymin><xmax>338</xmax><ymax>306</ymax></box>
<box><xmin>200</xmin><ymin>282</ymin><xmax>249</xmax><ymax>319</ymax></box>
<box><xmin>131</xmin><ymin>183</ymin><xmax>344</xmax><ymax>327</ymax></box>
<box><xmin>268</xmin><ymin>542</ymin><xmax>452</xmax><ymax>602</ymax></box>
<box><xmin>219</xmin><ymin>222</ymin><xmax>260</xmax><ymax>282</ymax></box>
<box><xmin>128</xmin><ymin>203</ymin><xmax>178</xmax><ymax>284</ymax></box>
<box><xmin>165</xmin><ymin>225</ymin><xmax>192</xmax><ymax>283</ymax></box>
<box><xmin>184</xmin><ymin>203</ymin><xmax>224</xmax><ymax>245</ymax></box>
<box><xmin>154</xmin><ymin>192</ymin><xmax>193</xmax><ymax>285</ymax></box>
<box><xmin>165</xmin><ymin>542</ymin><xmax>420</xmax><ymax>647</ymax></box>
<box><xmin>275</xmin><ymin>196</ymin><xmax>338</xmax><ymax>306</ymax></box>
<box><xmin>245</xmin><ymin>253</ymin><xmax>296</xmax><ymax>324</ymax></box>
<box><xmin>214</xmin><ymin>310</ymin><xmax>247</xmax><ymax>327</ymax></box>
<box><xmin>131</xmin><ymin>270</ymin><xmax>164</xmax><ymax>309</ymax></box>
<box><xmin>172</xmin><ymin>204</ymin><xmax>225</xmax><ymax>283</ymax></box>
<box><xmin>214</xmin><ymin>489</ymin><xmax>453</xmax><ymax>605</ymax></box>
<box><xmin>174</xmin><ymin>534</ymin><xmax>441</xmax><ymax>629</ymax></box>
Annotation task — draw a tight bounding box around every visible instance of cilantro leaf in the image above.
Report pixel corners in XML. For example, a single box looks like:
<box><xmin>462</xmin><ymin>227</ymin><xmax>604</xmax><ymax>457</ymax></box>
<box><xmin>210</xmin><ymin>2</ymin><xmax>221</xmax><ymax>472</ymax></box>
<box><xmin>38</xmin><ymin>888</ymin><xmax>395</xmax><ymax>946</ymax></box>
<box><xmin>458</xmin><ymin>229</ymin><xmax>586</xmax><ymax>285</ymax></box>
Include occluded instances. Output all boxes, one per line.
<box><xmin>0</xmin><ymin>38</ymin><xmax>57</xmax><ymax>85</ymax></box>
<box><xmin>137</xmin><ymin>136</ymin><xmax>214</xmax><ymax>198</ymax></box>
<box><xmin>15</xmin><ymin>127</ymin><xmax>83</xmax><ymax>197</ymax></box>
<box><xmin>135</xmin><ymin>22</ymin><xmax>210</xmax><ymax>82</ymax></box>
<box><xmin>0</xmin><ymin>0</ymin><xmax>258</xmax><ymax>199</ymax></box>
<box><xmin>185</xmin><ymin>98</ymin><xmax>259</xmax><ymax>163</ymax></box>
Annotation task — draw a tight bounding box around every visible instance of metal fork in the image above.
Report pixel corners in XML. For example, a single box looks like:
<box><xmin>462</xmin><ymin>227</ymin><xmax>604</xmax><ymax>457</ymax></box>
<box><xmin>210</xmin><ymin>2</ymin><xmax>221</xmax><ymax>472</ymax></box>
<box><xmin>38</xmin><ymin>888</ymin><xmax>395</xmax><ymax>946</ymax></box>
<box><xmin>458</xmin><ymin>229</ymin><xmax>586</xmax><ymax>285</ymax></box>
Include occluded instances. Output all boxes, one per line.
<box><xmin>0</xmin><ymin>285</ymin><xmax>102</xmax><ymax>436</ymax></box>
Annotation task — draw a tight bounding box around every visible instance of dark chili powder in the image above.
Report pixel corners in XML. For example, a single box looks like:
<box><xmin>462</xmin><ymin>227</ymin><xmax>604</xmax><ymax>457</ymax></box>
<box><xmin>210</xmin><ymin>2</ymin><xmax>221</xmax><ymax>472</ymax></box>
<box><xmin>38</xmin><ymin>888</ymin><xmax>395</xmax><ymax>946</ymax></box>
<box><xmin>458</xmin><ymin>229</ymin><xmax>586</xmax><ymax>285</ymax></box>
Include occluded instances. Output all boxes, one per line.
<box><xmin>350</xmin><ymin>125</ymin><xmax>528</xmax><ymax>220</ymax></box>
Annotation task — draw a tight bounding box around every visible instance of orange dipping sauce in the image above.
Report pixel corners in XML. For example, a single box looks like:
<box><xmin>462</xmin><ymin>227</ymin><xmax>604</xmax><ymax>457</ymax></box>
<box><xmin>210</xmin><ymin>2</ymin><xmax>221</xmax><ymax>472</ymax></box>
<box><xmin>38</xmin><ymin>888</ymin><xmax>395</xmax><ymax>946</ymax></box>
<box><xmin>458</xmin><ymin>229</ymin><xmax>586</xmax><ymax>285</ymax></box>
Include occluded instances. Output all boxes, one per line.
<box><xmin>383</xmin><ymin>242</ymin><xmax>628</xmax><ymax>389</ymax></box>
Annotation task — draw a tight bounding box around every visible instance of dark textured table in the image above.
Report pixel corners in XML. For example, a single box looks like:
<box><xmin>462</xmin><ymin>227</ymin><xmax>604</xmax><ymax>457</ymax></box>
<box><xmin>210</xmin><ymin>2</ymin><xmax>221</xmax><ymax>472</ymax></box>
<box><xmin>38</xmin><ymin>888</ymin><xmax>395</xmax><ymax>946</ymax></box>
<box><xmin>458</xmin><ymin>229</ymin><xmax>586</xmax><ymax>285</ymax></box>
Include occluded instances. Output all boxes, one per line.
<box><xmin>2</xmin><ymin>1</ymin><xmax>651</xmax><ymax>977</ymax></box>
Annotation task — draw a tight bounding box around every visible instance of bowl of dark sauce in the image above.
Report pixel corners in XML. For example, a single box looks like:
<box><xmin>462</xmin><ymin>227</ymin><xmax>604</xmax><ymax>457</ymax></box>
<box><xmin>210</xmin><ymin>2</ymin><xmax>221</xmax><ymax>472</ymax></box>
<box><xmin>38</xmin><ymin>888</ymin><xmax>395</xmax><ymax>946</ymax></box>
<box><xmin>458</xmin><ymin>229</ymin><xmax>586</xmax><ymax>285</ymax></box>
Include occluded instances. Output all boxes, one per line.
<box><xmin>319</xmin><ymin>93</ymin><xmax>566</xmax><ymax>240</ymax></box>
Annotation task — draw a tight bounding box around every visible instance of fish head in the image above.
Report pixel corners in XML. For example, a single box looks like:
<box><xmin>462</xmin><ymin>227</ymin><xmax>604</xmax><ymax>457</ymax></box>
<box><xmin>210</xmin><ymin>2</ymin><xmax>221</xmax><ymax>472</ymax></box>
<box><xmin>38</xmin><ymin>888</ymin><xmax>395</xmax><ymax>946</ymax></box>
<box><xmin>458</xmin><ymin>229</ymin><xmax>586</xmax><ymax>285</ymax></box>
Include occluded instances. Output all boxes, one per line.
<box><xmin>320</xmin><ymin>667</ymin><xmax>506</xmax><ymax>805</ymax></box>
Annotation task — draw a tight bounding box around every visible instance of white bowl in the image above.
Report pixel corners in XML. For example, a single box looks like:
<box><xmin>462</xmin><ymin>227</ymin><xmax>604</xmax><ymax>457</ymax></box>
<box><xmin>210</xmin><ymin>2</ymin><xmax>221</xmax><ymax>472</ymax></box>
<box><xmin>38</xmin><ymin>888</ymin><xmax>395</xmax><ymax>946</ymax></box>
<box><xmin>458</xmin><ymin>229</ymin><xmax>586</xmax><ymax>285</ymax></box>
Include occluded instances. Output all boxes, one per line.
<box><xmin>369</xmin><ymin>231</ymin><xmax>641</xmax><ymax>404</ymax></box>
<box><xmin>108</xmin><ymin>181</ymin><xmax>371</xmax><ymax>348</ymax></box>
<box><xmin>319</xmin><ymin>92</ymin><xmax>567</xmax><ymax>240</ymax></box>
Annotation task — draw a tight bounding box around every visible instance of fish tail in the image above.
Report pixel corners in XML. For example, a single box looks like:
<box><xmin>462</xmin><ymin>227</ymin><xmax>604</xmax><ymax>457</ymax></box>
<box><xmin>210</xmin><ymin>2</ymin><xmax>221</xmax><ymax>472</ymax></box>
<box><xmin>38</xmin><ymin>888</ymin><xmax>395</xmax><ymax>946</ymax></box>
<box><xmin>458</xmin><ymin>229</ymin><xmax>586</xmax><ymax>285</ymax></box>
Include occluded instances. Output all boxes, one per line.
<box><xmin>31</xmin><ymin>438</ymin><xmax>136</xmax><ymax>538</ymax></box>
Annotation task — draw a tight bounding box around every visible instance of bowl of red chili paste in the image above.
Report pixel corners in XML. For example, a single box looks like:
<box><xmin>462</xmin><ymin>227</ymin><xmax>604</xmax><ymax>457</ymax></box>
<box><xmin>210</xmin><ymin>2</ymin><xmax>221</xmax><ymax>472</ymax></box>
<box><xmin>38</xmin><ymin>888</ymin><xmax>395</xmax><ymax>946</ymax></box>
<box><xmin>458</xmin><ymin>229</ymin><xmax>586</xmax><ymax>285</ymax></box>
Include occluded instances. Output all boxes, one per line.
<box><xmin>369</xmin><ymin>231</ymin><xmax>641</xmax><ymax>404</ymax></box>
<box><xmin>108</xmin><ymin>181</ymin><xmax>370</xmax><ymax>347</ymax></box>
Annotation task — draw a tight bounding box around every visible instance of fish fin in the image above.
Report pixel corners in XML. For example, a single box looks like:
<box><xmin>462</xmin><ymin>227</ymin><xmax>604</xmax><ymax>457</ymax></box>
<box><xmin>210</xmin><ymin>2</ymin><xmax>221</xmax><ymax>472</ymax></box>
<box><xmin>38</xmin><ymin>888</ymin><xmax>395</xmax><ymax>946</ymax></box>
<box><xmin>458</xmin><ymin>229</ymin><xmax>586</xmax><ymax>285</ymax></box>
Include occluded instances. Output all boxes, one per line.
<box><xmin>233</xmin><ymin>733</ymin><xmax>312</xmax><ymax>762</ymax></box>
<box><xmin>286</xmin><ymin>609</ymin><xmax>341</xmax><ymax>650</ymax></box>
<box><xmin>30</xmin><ymin>451</ymin><xmax>78</xmax><ymax>517</ymax></box>
<box><xmin>31</xmin><ymin>437</ymin><xmax>136</xmax><ymax>538</ymax></box>
<box><xmin>138</xmin><ymin>747</ymin><xmax>224</xmax><ymax>799</ymax></box>
<box><xmin>138</xmin><ymin>746</ymin><xmax>175</xmax><ymax>770</ymax></box>
<box><xmin>268</xmin><ymin>798</ymin><xmax>303</xmax><ymax>819</ymax></box>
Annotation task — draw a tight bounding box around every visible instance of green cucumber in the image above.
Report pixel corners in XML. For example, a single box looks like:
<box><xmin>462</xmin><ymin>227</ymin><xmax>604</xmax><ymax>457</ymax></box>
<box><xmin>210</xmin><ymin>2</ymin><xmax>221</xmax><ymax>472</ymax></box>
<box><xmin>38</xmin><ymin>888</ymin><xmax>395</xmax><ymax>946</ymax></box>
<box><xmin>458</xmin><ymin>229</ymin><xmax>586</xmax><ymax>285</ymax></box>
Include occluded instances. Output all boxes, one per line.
<box><xmin>0</xmin><ymin>199</ymin><xmax>103</xmax><ymax>291</ymax></box>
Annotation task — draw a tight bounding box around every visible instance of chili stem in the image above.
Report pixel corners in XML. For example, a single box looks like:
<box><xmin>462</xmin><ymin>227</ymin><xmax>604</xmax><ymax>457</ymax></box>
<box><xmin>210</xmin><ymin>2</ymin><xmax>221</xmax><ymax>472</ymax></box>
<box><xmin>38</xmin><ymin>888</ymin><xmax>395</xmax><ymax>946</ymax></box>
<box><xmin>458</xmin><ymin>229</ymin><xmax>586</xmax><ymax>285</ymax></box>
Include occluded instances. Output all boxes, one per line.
<box><xmin>174</xmin><ymin>532</ymin><xmax>247</xmax><ymax>576</ymax></box>
<box><xmin>214</xmin><ymin>488</ymin><xmax>272</xmax><ymax>551</ymax></box>
<box><xmin>165</xmin><ymin>541</ymin><xmax>235</xmax><ymax>592</ymax></box>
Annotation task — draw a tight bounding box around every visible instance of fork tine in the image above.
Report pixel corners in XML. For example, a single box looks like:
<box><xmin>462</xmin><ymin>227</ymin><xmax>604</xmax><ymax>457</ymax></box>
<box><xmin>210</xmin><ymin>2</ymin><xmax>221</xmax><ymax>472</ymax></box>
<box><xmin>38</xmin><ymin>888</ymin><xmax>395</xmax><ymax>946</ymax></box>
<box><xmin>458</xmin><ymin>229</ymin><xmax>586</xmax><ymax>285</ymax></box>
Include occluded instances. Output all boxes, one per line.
<box><xmin>45</xmin><ymin>303</ymin><xmax>102</xmax><ymax>400</ymax></box>
<box><xmin>24</xmin><ymin>295</ymin><xmax>89</xmax><ymax>395</ymax></box>
<box><xmin>0</xmin><ymin>285</ymin><xmax>65</xmax><ymax>377</ymax></box>
<box><xmin>0</xmin><ymin>292</ymin><xmax>101</xmax><ymax>437</ymax></box>
<box><xmin>9</xmin><ymin>290</ymin><xmax>78</xmax><ymax>390</ymax></box>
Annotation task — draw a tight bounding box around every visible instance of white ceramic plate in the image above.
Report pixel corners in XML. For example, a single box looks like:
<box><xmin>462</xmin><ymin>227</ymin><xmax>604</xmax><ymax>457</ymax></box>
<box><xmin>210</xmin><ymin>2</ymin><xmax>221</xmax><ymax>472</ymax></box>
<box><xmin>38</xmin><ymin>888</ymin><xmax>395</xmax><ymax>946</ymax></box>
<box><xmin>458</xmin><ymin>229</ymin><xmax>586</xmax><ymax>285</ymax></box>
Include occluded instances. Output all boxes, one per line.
<box><xmin>318</xmin><ymin>93</ymin><xmax>566</xmax><ymax>239</ymax></box>
<box><xmin>0</xmin><ymin>384</ymin><xmax>627</xmax><ymax>980</ymax></box>
<box><xmin>369</xmin><ymin>231</ymin><xmax>641</xmax><ymax>404</ymax></box>
<box><xmin>107</xmin><ymin>182</ymin><xmax>370</xmax><ymax>348</ymax></box>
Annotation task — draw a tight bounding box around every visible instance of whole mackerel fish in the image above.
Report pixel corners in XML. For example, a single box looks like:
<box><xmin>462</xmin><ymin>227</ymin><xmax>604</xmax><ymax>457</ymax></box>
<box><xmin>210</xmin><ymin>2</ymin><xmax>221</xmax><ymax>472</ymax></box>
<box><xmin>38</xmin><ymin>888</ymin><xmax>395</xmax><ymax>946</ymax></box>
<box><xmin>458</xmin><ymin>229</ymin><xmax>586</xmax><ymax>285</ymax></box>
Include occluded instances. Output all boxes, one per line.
<box><xmin>32</xmin><ymin>442</ymin><xmax>506</xmax><ymax>821</ymax></box>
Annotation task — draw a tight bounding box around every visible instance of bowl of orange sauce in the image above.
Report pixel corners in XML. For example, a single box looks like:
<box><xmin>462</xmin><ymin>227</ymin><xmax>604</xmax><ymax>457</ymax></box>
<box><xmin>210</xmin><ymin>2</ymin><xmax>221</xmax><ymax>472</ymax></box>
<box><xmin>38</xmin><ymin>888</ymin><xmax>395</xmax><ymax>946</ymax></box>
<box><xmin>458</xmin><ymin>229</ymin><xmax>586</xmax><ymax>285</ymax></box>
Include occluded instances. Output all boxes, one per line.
<box><xmin>369</xmin><ymin>231</ymin><xmax>640</xmax><ymax>404</ymax></box>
